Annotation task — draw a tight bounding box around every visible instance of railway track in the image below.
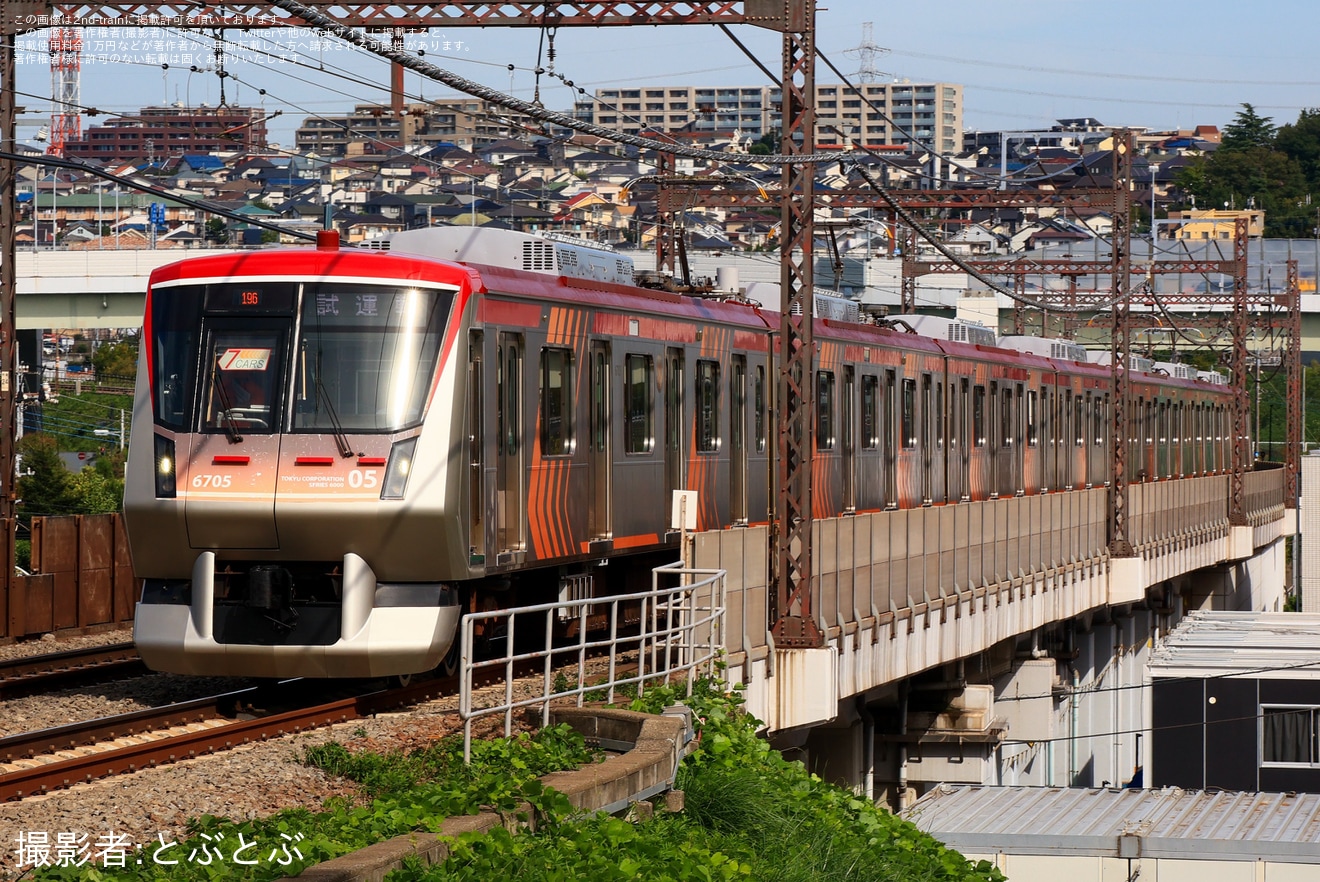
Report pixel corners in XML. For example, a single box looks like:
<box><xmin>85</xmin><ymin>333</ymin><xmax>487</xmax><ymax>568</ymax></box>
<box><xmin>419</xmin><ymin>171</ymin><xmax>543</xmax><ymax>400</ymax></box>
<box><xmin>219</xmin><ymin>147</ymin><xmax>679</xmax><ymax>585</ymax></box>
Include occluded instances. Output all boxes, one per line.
<box><xmin>0</xmin><ymin>653</ymin><xmax>569</xmax><ymax>801</ymax></box>
<box><xmin>0</xmin><ymin>642</ymin><xmax>145</xmax><ymax>699</ymax></box>
<box><xmin>0</xmin><ymin>675</ymin><xmax>464</xmax><ymax>801</ymax></box>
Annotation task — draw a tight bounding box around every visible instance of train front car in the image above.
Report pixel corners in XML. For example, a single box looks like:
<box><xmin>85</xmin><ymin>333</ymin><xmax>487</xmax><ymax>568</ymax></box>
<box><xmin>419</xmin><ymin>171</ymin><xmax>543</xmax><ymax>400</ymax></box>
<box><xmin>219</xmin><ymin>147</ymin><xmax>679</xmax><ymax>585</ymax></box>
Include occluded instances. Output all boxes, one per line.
<box><xmin>126</xmin><ymin>235</ymin><xmax>473</xmax><ymax>678</ymax></box>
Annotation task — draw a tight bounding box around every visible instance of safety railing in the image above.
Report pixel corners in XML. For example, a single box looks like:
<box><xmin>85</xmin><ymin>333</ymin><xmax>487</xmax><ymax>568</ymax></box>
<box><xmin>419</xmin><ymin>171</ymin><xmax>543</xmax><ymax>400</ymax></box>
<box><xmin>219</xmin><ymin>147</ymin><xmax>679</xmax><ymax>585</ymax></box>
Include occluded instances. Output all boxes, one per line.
<box><xmin>459</xmin><ymin>560</ymin><xmax>726</xmax><ymax>761</ymax></box>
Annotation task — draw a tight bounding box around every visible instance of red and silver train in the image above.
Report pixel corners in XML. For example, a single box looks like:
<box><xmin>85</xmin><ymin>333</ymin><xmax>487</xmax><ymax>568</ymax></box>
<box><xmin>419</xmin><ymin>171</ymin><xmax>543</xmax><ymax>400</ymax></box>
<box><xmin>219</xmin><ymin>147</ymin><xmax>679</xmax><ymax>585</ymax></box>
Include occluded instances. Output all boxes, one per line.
<box><xmin>126</xmin><ymin>227</ymin><xmax>1234</xmax><ymax>678</ymax></box>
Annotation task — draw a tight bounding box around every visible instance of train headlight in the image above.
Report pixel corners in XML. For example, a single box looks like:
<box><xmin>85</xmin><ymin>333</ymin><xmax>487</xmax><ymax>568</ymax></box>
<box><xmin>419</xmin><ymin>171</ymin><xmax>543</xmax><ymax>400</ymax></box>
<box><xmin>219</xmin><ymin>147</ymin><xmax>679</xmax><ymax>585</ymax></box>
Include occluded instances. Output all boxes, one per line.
<box><xmin>381</xmin><ymin>437</ymin><xmax>418</xmax><ymax>500</ymax></box>
<box><xmin>154</xmin><ymin>434</ymin><xmax>176</xmax><ymax>498</ymax></box>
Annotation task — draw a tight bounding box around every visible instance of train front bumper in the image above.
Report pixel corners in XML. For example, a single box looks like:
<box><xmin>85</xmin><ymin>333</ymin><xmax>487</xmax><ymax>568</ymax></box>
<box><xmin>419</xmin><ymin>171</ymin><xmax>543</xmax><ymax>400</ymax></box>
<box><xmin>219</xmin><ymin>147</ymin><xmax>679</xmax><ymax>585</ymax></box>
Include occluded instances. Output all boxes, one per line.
<box><xmin>133</xmin><ymin>551</ymin><xmax>460</xmax><ymax>679</ymax></box>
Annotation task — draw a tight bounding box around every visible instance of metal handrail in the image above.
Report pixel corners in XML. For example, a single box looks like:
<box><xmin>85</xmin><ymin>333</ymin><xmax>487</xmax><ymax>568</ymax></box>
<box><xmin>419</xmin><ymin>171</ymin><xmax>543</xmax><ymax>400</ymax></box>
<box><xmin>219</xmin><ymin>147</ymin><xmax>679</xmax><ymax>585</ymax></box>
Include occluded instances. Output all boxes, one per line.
<box><xmin>459</xmin><ymin>560</ymin><xmax>725</xmax><ymax>761</ymax></box>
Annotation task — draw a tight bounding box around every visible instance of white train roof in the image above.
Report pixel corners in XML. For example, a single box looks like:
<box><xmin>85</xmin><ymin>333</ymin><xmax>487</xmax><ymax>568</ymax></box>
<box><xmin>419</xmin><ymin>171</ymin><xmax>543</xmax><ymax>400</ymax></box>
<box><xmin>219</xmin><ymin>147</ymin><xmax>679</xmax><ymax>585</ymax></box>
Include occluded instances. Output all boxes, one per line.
<box><xmin>902</xmin><ymin>315</ymin><xmax>997</xmax><ymax>347</ymax></box>
<box><xmin>995</xmin><ymin>335</ymin><xmax>1089</xmax><ymax>363</ymax></box>
<box><xmin>1091</xmin><ymin>352</ymin><xmax>1156</xmax><ymax>373</ymax></box>
<box><xmin>388</xmin><ymin>227</ymin><xmax>635</xmax><ymax>286</ymax></box>
<box><xmin>741</xmin><ymin>281</ymin><xmax>861</xmax><ymax>323</ymax></box>
<box><xmin>1153</xmin><ymin>361</ymin><xmax>1197</xmax><ymax>380</ymax></box>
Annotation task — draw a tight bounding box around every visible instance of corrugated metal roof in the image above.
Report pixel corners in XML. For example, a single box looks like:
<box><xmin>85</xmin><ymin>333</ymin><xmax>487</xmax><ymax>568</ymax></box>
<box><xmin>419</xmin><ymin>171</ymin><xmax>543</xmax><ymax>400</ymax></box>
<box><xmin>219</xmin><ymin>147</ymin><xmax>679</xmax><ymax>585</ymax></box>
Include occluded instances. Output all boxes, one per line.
<box><xmin>904</xmin><ymin>785</ymin><xmax>1320</xmax><ymax>862</ymax></box>
<box><xmin>1148</xmin><ymin>611</ymin><xmax>1320</xmax><ymax>680</ymax></box>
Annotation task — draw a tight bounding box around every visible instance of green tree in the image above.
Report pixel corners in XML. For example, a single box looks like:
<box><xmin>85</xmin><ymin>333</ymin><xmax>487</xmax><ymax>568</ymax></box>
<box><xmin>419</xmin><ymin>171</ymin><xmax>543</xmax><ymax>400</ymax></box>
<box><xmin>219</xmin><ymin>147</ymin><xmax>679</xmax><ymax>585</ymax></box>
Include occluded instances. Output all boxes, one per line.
<box><xmin>1175</xmin><ymin>147</ymin><xmax>1307</xmax><ymax>236</ymax></box>
<box><xmin>91</xmin><ymin>338</ymin><xmax>139</xmax><ymax>384</ymax></box>
<box><xmin>66</xmin><ymin>467</ymin><xmax>123</xmax><ymax>514</ymax></box>
<box><xmin>205</xmin><ymin>216</ymin><xmax>229</xmax><ymax>244</ymax></box>
<box><xmin>1219</xmin><ymin>103</ymin><xmax>1276</xmax><ymax>152</ymax></box>
<box><xmin>748</xmin><ymin>131</ymin><xmax>778</xmax><ymax>156</ymax></box>
<box><xmin>1275</xmin><ymin>107</ymin><xmax>1320</xmax><ymax>190</ymax></box>
<box><xmin>17</xmin><ymin>434</ymin><xmax>73</xmax><ymax>523</ymax></box>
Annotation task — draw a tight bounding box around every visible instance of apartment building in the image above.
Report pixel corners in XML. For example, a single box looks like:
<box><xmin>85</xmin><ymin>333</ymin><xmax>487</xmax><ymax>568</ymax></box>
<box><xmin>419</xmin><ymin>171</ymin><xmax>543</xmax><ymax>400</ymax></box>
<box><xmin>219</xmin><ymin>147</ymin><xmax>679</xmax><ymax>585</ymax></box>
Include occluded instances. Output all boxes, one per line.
<box><xmin>295</xmin><ymin>100</ymin><xmax>537</xmax><ymax>156</ymax></box>
<box><xmin>62</xmin><ymin>105</ymin><xmax>268</xmax><ymax>163</ymax></box>
<box><xmin>574</xmin><ymin>81</ymin><xmax>962</xmax><ymax>154</ymax></box>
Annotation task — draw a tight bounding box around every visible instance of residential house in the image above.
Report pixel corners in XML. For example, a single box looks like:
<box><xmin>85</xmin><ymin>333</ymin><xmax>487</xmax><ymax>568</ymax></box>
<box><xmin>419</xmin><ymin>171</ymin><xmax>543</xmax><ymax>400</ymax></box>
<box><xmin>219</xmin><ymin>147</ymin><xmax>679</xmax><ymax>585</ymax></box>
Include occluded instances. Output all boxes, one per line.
<box><xmin>553</xmin><ymin>192</ymin><xmax>636</xmax><ymax>243</ymax></box>
<box><xmin>338</xmin><ymin>212</ymin><xmax>407</xmax><ymax>244</ymax></box>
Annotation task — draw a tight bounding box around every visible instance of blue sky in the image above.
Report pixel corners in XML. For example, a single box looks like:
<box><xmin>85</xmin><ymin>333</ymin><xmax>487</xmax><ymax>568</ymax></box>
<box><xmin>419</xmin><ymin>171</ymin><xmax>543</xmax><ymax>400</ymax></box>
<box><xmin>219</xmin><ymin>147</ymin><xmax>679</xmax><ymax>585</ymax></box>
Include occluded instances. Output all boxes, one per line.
<box><xmin>12</xmin><ymin>0</ymin><xmax>1317</xmax><ymax>151</ymax></box>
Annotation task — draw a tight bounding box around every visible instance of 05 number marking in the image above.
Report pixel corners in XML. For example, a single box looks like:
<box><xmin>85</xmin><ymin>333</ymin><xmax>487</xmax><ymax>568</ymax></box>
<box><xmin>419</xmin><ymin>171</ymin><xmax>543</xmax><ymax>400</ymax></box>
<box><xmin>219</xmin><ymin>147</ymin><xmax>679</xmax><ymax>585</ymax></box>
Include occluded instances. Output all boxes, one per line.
<box><xmin>348</xmin><ymin>469</ymin><xmax>378</xmax><ymax>489</ymax></box>
<box><xmin>192</xmin><ymin>474</ymin><xmax>233</xmax><ymax>489</ymax></box>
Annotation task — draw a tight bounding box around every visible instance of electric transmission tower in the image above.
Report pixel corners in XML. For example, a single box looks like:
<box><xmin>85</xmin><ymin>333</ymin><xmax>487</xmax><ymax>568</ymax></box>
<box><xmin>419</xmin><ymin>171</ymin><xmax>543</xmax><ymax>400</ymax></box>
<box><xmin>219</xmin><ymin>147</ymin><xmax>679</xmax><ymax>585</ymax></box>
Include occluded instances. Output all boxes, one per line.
<box><xmin>47</xmin><ymin>27</ymin><xmax>81</xmax><ymax>156</ymax></box>
<box><xmin>843</xmin><ymin>22</ymin><xmax>888</xmax><ymax>83</ymax></box>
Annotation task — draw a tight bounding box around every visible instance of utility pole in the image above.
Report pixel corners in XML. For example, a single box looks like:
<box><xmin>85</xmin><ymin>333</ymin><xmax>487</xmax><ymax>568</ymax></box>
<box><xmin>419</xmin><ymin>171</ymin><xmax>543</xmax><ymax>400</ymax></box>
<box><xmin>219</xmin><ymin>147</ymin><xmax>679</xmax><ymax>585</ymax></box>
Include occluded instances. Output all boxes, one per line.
<box><xmin>1</xmin><ymin>25</ymin><xmax>19</xmax><ymax>587</ymax></box>
<box><xmin>1109</xmin><ymin>130</ymin><xmax>1134</xmax><ymax>557</ymax></box>
<box><xmin>770</xmin><ymin>0</ymin><xmax>823</xmax><ymax>648</ymax></box>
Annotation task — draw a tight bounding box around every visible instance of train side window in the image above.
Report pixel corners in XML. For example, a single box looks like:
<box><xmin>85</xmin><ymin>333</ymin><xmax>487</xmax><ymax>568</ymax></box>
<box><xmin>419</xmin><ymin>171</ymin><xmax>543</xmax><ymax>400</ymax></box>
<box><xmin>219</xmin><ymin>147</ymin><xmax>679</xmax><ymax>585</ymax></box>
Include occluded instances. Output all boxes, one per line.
<box><xmin>861</xmin><ymin>375</ymin><xmax>879</xmax><ymax>449</ymax></box>
<box><xmin>1001</xmin><ymin>385</ymin><xmax>1013</xmax><ymax>447</ymax></box>
<box><xmin>921</xmin><ymin>375</ymin><xmax>933</xmax><ymax>452</ymax></box>
<box><xmin>1027</xmin><ymin>390</ymin><xmax>1038</xmax><ymax>447</ymax></box>
<box><xmin>500</xmin><ymin>341</ymin><xmax>522</xmax><ymax>456</ymax></box>
<box><xmin>1094</xmin><ymin>394</ymin><xmax>1105</xmax><ymax>445</ymax></box>
<box><xmin>1075</xmin><ymin>394</ymin><xmax>1085</xmax><ymax>446</ymax></box>
<box><xmin>935</xmin><ymin>380</ymin><xmax>944</xmax><ymax>451</ymax></box>
<box><xmin>697</xmin><ymin>359</ymin><xmax>721</xmax><ymax>453</ymax></box>
<box><xmin>624</xmin><ymin>354</ymin><xmax>653</xmax><ymax>454</ymax></box>
<box><xmin>973</xmin><ymin>385</ymin><xmax>986</xmax><ymax>447</ymax></box>
<box><xmin>959</xmin><ymin>379</ymin><xmax>968</xmax><ymax>446</ymax></box>
<box><xmin>539</xmin><ymin>347</ymin><xmax>574</xmax><ymax>456</ymax></box>
<box><xmin>816</xmin><ymin>371</ymin><xmax>836</xmax><ymax>450</ymax></box>
<box><xmin>948</xmin><ymin>381</ymin><xmax>957</xmax><ymax>454</ymax></box>
<box><xmin>902</xmin><ymin>378</ymin><xmax>917</xmax><ymax>448</ymax></box>
<box><xmin>754</xmin><ymin>364</ymin><xmax>767</xmax><ymax>454</ymax></box>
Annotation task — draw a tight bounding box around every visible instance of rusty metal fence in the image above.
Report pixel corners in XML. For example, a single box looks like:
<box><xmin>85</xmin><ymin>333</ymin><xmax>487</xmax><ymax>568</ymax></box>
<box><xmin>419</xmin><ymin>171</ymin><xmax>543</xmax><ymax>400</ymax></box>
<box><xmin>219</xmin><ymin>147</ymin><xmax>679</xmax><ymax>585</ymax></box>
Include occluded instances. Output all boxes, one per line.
<box><xmin>2</xmin><ymin>513</ymin><xmax>137</xmax><ymax>640</ymax></box>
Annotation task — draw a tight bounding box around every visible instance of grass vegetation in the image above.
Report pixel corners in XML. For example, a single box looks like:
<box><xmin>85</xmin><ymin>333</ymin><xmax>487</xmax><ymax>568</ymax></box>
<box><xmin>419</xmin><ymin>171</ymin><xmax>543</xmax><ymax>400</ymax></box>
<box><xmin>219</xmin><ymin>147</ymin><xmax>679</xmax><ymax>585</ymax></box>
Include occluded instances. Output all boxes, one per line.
<box><xmin>30</xmin><ymin>678</ymin><xmax>1001</xmax><ymax>881</ymax></box>
<box><xmin>393</xmin><ymin>678</ymin><xmax>1005</xmax><ymax>882</ymax></box>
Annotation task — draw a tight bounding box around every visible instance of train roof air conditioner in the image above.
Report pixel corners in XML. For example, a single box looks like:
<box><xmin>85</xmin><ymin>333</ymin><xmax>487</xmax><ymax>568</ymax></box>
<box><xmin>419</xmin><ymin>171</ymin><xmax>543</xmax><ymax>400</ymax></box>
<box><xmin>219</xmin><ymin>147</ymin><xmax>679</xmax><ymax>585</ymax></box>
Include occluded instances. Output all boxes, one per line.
<box><xmin>996</xmin><ymin>335</ymin><xmax>1088</xmax><ymax>363</ymax></box>
<box><xmin>1153</xmin><ymin>361</ymin><xmax>1196</xmax><ymax>380</ymax></box>
<box><xmin>904</xmin><ymin>315</ymin><xmax>997</xmax><ymax>347</ymax></box>
<box><xmin>388</xmin><ymin>227</ymin><xmax>635</xmax><ymax>286</ymax></box>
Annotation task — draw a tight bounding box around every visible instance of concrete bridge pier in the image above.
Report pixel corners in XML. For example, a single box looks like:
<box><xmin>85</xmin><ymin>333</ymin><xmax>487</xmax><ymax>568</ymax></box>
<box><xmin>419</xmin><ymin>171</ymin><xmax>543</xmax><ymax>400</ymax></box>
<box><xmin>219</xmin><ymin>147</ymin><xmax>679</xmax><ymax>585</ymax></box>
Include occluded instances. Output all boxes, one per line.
<box><xmin>751</xmin><ymin>536</ymin><xmax>1287</xmax><ymax>812</ymax></box>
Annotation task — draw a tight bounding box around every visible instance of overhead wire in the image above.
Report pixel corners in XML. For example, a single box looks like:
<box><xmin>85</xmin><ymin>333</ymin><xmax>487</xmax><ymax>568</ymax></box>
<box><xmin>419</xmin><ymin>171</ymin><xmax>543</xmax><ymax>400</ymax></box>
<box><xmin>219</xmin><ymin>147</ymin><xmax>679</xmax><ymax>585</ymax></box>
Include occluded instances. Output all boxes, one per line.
<box><xmin>260</xmin><ymin>0</ymin><xmax>851</xmax><ymax>166</ymax></box>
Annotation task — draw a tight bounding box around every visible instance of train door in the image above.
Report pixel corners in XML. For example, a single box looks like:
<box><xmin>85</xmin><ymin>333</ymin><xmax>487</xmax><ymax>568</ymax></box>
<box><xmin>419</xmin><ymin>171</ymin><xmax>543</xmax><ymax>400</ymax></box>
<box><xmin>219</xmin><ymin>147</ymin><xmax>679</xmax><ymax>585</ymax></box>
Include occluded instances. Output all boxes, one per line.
<box><xmin>1082</xmin><ymin>393</ymin><xmax>1092</xmax><ymax>488</ymax></box>
<box><xmin>1026</xmin><ymin>388</ymin><xmax>1039</xmax><ymax>493</ymax></box>
<box><xmin>496</xmin><ymin>332</ymin><xmax>525</xmax><ymax>556</ymax></box>
<box><xmin>588</xmin><ymin>341</ymin><xmax>611</xmax><ymax>542</ymax></box>
<box><xmin>1061</xmin><ymin>389</ymin><xmax>1072</xmax><ymax>490</ymax></box>
<box><xmin>989</xmin><ymin>381</ymin><xmax>1000</xmax><ymax>498</ymax></box>
<box><xmin>1015</xmin><ymin>382</ymin><xmax>1025</xmax><ymax>495</ymax></box>
<box><xmin>665</xmin><ymin>348</ymin><xmax>686</xmax><ymax>505</ymax></box>
<box><xmin>884</xmin><ymin>370</ymin><xmax>897</xmax><ymax>507</ymax></box>
<box><xmin>921</xmin><ymin>374</ymin><xmax>933</xmax><ymax>504</ymax></box>
<box><xmin>933</xmin><ymin>375</ymin><xmax>945</xmax><ymax>503</ymax></box>
<box><xmin>731</xmin><ymin>355</ymin><xmax>748</xmax><ymax>523</ymax></box>
<box><xmin>945</xmin><ymin>379</ymin><xmax>958</xmax><ymax>503</ymax></box>
<box><xmin>860</xmin><ymin>373</ymin><xmax>880</xmax><ymax>509</ymax></box>
<box><xmin>468</xmin><ymin>332</ymin><xmax>484</xmax><ymax>564</ymax></box>
<box><xmin>751</xmin><ymin>361</ymin><xmax>769</xmax><ymax>521</ymax></box>
<box><xmin>966</xmin><ymin>377</ymin><xmax>976</xmax><ymax>501</ymax></box>
<box><xmin>1042</xmin><ymin>386</ymin><xmax>1053</xmax><ymax>492</ymax></box>
<box><xmin>842</xmin><ymin>365</ymin><xmax>856</xmax><ymax>512</ymax></box>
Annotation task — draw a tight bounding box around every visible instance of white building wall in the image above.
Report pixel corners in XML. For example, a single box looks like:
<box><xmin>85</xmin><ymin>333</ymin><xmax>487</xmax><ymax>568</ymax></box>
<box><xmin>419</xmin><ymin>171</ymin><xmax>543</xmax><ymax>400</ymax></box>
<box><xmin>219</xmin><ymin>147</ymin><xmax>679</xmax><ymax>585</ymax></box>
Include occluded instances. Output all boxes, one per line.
<box><xmin>963</xmin><ymin>853</ymin><xmax>1310</xmax><ymax>882</ymax></box>
<box><xmin>1302</xmin><ymin>454</ymin><xmax>1320</xmax><ymax>612</ymax></box>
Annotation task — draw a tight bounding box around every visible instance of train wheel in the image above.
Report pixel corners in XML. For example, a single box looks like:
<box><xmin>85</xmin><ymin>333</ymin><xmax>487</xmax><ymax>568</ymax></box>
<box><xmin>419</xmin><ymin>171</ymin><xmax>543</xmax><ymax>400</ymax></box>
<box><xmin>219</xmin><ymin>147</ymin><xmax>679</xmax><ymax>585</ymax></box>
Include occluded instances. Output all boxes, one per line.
<box><xmin>438</xmin><ymin>638</ymin><xmax>461</xmax><ymax>679</ymax></box>
<box><xmin>392</xmin><ymin>672</ymin><xmax>413</xmax><ymax>688</ymax></box>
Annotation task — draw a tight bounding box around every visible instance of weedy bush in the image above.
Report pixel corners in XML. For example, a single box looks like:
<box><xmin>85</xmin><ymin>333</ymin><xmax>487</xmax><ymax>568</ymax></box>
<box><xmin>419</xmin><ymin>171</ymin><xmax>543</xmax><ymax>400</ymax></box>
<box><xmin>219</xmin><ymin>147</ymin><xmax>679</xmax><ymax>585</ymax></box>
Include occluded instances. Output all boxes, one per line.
<box><xmin>391</xmin><ymin>677</ymin><xmax>1004</xmax><ymax>882</ymax></box>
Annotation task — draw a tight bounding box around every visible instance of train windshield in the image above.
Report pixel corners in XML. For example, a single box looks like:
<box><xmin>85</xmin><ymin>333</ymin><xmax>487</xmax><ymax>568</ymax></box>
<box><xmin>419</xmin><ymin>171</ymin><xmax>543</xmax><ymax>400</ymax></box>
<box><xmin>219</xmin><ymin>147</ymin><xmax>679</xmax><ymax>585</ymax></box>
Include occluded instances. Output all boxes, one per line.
<box><xmin>292</xmin><ymin>282</ymin><xmax>453</xmax><ymax>433</ymax></box>
<box><xmin>149</xmin><ymin>280</ymin><xmax>453</xmax><ymax>434</ymax></box>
